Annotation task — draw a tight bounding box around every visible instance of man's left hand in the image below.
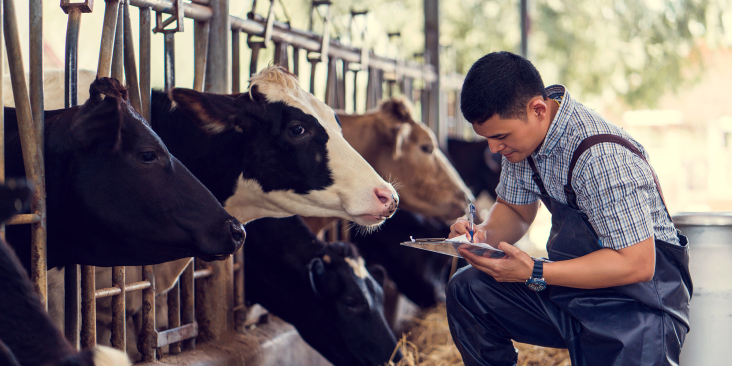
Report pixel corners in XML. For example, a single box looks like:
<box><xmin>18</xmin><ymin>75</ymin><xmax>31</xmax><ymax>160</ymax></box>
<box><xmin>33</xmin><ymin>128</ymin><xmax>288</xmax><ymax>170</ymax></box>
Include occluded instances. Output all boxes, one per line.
<box><xmin>459</xmin><ymin>242</ymin><xmax>535</xmax><ymax>283</ymax></box>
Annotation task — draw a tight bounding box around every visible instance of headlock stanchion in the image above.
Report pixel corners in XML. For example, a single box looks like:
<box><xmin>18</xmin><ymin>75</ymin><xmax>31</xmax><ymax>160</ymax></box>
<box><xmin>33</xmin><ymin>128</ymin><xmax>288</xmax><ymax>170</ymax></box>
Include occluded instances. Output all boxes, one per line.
<box><xmin>5</xmin><ymin>0</ymin><xmax>465</xmax><ymax>363</ymax></box>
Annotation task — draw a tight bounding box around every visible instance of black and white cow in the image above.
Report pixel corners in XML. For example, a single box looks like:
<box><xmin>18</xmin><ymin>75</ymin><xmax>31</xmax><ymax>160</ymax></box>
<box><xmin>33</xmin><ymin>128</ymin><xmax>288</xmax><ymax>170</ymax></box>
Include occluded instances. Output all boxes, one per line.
<box><xmin>245</xmin><ymin>216</ymin><xmax>401</xmax><ymax>366</ymax></box>
<box><xmin>0</xmin><ymin>180</ymin><xmax>130</xmax><ymax>366</ymax></box>
<box><xmin>4</xmin><ymin>77</ymin><xmax>244</xmax><ymax>270</ymax></box>
<box><xmin>446</xmin><ymin>137</ymin><xmax>502</xmax><ymax>200</ymax></box>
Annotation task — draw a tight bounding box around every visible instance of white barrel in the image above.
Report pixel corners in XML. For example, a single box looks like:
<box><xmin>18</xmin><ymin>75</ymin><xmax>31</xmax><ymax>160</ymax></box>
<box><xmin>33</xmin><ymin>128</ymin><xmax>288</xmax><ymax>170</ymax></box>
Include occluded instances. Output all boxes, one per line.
<box><xmin>675</xmin><ymin>212</ymin><xmax>732</xmax><ymax>366</ymax></box>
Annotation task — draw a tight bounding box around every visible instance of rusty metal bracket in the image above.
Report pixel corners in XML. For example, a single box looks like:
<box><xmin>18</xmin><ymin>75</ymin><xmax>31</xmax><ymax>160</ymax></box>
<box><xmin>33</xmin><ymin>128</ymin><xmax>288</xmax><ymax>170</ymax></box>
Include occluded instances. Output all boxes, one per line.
<box><xmin>348</xmin><ymin>9</ymin><xmax>369</xmax><ymax>71</ymax></box>
<box><xmin>60</xmin><ymin>0</ymin><xmax>93</xmax><ymax>14</ymax></box>
<box><xmin>153</xmin><ymin>0</ymin><xmax>183</xmax><ymax>34</ymax></box>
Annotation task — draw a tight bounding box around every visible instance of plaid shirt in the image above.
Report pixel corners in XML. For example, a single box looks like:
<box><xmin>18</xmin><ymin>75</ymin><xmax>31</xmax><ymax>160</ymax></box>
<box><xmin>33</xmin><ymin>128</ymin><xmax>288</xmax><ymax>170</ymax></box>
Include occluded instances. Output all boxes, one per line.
<box><xmin>496</xmin><ymin>85</ymin><xmax>679</xmax><ymax>249</ymax></box>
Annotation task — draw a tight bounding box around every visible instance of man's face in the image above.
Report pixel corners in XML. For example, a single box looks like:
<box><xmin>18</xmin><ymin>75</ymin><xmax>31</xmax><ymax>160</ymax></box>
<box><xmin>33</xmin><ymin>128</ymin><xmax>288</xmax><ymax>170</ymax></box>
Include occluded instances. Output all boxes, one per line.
<box><xmin>472</xmin><ymin>98</ymin><xmax>551</xmax><ymax>163</ymax></box>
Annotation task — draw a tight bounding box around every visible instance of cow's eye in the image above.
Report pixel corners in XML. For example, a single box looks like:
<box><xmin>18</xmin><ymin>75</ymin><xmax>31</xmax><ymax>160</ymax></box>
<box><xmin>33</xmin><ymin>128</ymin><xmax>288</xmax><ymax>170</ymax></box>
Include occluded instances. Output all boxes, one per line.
<box><xmin>289</xmin><ymin>125</ymin><xmax>306</xmax><ymax>136</ymax></box>
<box><xmin>421</xmin><ymin>143</ymin><xmax>434</xmax><ymax>154</ymax></box>
<box><xmin>343</xmin><ymin>297</ymin><xmax>366</xmax><ymax>312</ymax></box>
<box><xmin>140</xmin><ymin>151</ymin><xmax>157</xmax><ymax>163</ymax></box>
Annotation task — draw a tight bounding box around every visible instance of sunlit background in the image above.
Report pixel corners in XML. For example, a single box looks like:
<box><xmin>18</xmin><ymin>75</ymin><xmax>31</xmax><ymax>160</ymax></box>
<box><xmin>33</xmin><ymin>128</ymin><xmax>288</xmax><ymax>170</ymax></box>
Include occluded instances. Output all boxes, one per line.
<box><xmin>11</xmin><ymin>0</ymin><xmax>732</xmax><ymax>253</ymax></box>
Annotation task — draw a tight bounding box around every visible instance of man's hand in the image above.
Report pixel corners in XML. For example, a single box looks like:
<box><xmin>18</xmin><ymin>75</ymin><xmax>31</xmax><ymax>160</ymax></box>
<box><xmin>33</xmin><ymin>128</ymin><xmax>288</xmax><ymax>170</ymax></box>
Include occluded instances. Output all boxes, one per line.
<box><xmin>449</xmin><ymin>218</ymin><xmax>486</xmax><ymax>243</ymax></box>
<box><xmin>459</xmin><ymin>242</ymin><xmax>534</xmax><ymax>282</ymax></box>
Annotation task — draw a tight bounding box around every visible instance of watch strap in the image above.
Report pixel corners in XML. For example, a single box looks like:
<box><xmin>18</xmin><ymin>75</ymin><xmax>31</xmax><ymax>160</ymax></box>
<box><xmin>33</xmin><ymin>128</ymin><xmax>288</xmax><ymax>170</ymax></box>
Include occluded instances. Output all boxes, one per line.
<box><xmin>531</xmin><ymin>260</ymin><xmax>543</xmax><ymax>279</ymax></box>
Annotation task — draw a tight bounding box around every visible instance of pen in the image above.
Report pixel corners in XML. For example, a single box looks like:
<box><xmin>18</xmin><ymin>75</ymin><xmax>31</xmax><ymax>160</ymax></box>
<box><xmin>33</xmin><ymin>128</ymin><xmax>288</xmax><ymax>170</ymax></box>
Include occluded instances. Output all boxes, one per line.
<box><xmin>468</xmin><ymin>203</ymin><xmax>475</xmax><ymax>243</ymax></box>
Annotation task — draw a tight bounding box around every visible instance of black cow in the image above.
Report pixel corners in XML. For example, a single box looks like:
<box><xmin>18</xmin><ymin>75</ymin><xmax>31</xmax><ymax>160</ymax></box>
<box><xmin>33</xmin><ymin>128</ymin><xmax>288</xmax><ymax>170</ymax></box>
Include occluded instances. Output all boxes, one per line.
<box><xmin>5</xmin><ymin>78</ymin><xmax>245</xmax><ymax>270</ymax></box>
<box><xmin>245</xmin><ymin>216</ymin><xmax>401</xmax><ymax>366</ymax></box>
<box><xmin>351</xmin><ymin>209</ymin><xmax>466</xmax><ymax>309</ymax></box>
<box><xmin>0</xmin><ymin>180</ymin><xmax>130</xmax><ymax>366</ymax></box>
<box><xmin>446</xmin><ymin>137</ymin><xmax>502</xmax><ymax>200</ymax></box>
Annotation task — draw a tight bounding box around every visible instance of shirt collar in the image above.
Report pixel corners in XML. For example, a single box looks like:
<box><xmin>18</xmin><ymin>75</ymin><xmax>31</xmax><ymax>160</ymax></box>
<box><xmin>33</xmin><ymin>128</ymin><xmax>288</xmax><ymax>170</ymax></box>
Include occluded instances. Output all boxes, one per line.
<box><xmin>534</xmin><ymin>84</ymin><xmax>572</xmax><ymax>158</ymax></box>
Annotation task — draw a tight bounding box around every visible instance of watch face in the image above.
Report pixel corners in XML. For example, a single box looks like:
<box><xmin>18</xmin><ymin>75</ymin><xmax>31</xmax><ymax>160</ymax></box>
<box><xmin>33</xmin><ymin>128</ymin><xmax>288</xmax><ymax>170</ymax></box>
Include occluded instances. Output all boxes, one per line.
<box><xmin>526</xmin><ymin>278</ymin><xmax>546</xmax><ymax>292</ymax></box>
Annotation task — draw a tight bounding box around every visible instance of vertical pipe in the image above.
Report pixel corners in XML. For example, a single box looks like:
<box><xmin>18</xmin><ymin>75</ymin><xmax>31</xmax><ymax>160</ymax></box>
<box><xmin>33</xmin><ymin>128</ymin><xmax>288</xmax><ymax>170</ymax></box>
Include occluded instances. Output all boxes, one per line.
<box><xmin>111</xmin><ymin>266</ymin><xmax>126</xmax><ymax>351</ymax></box>
<box><xmin>64</xmin><ymin>9</ymin><xmax>81</xmax><ymax>109</ymax></box>
<box><xmin>80</xmin><ymin>265</ymin><xmax>95</xmax><ymax>348</ymax></box>
<box><xmin>195</xmin><ymin>257</ymin><xmax>233</xmax><ymax>342</ymax></box>
<box><xmin>520</xmin><ymin>0</ymin><xmax>528</xmax><ymax>58</ymax></box>
<box><xmin>123</xmin><ymin>0</ymin><xmax>142</xmax><ymax>114</ymax></box>
<box><xmin>111</xmin><ymin>1</ymin><xmax>124</xmax><ymax>82</ymax></box>
<box><xmin>98</xmin><ymin>0</ymin><xmax>120</xmax><ymax>78</ymax></box>
<box><xmin>139</xmin><ymin>7</ymin><xmax>151</xmax><ymax>122</ymax></box>
<box><xmin>292</xmin><ymin>46</ymin><xmax>300</xmax><ymax>78</ymax></box>
<box><xmin>352</xmin><ymin>70</ymin><xmax>358</xmax><ymax>113</ymax></box>
<box><xmin>233</xmin><ymin>247</ymin><xmax>244</xmax><ymax>331</ymax></box>
<box><xmin>309</xmin><ymin>61</ymin><xmax>317</xmax><ymax>94</ymax></box>
<box><xmin>164</xmin><ymin>32</ymin><xmax>175</xmax><ymax>92</ymax></box>
<box><xmin>424</xmin><ymin>0</ymin><xmax>440</xmax><ymax>135</ymax></box>
<box><xmin>29</xmin><ymin>0</ymin><xmax>43</xmax><ymax>144</ymax></box>
<box><xmin>167</xmin><ymin>281</ymin><xmax>181</xmax><ymax>354</ymax></box>
<box><xmin>63</xmin><ymin>8</ymin><xmax>82</xmax><ymax>348</ymax></box>
<box><xmin>193</xmin><ymin>20</ymin><xmax>209</xmax><ymax>92</ymax></box>
<box><xmin>204</xmin><ymin>0</ymin><xmax>230</xmax><ymax>93</ymax></box>
<box><xmin>180</xmin><ymin>261</ymin><xmax>195</xmax><ymax>351</ymax></box>
<box><xmin>248</xmin><ymin>42</ymin><xmax>262</xmax><ymax>78</ymax></box>
<box><xmin>231</xmin><ymin>30</ymin><xmax>239</xmax><ymax>93</ymax></box>
<box><xmin>139</xmin><ymin>265</ymin><xmax>156</xmax><ymax>362</ymax></box>
<box><xmin>4</xmin><ymin>0</ymin><xmax>47</xmax><ymax>307</ymax></box>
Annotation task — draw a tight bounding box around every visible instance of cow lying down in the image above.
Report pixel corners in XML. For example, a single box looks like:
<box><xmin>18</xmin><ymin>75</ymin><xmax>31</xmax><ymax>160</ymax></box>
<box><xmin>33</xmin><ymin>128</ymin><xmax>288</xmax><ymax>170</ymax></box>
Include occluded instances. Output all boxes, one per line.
<box><xmin>0</xmin><ymin>180</ymin><xmax>129</xmax><ymax>366</ymax></box>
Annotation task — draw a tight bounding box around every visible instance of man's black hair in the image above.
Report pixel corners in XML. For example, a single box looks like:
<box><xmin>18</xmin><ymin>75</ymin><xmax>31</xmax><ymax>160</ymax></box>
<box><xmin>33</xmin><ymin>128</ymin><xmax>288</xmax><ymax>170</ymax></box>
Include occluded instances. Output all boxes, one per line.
<box><xmin>460</xmin><ymin>51</ymin><xmax>548</xmax><ymax>124</ymax></box>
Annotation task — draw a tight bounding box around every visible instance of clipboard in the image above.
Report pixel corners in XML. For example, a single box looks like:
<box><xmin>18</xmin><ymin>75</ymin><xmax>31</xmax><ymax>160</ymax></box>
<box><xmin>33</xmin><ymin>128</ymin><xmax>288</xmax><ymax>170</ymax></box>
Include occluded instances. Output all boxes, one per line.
<box><xmin>401</xmin><ymin>237</ymin><xmax>551</xmax><ymax>262</ymax></box>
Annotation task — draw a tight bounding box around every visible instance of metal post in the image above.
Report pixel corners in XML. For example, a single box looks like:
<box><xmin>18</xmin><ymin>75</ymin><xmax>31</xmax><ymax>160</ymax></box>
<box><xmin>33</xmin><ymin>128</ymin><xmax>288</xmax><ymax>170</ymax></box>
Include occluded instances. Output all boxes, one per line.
<box><xmin>193</xmin><ymin>20</ymin><xmax>210</xmax><ymax>91</ymax></box>
<box><xmin>180</xmin><ymin>261</ymin><xmax>195</xmax><ymax>350</ymax></box>
<box><xmin>232</xmin><ymin>30</ymin><xmax>240</xmax><ymax>93</ymax></box>
<box><xmin>163</xmin><ymin>32</ymin><xmax>175</xmax><ymax>91</ymax></box>
<box><xmin>424</xmin><ymin>0</ymin><xmax>440</xmax><ymax>136</ymax></box>
<box><xmin>98</xmin><ymin>0</ymin><xmax>120</xmax><ymax>78</ymax></box>
<box><xmin>139</xmin><ymin>265</ymin><xmax>156</xmax><ymax>362</ymax></box>
<box><xmin>520</xmin><ymin>0</ymin><xmax>528</xmax><ymax>58</ymax></box>
<box><xmin>123</xmin><ymin>0</ymin><xmax>143</xmax><ymax>114</ymax></box>
<box><xmin>195</xmin><ymin>258</ymin><xmax>233</xmax><ymax>341</ymax></box>
<box><xmin>111</xmin><ymin>1</ymin><xmax>124</xmax><ymax>81</ymax></box>
<box><xmin>4</xmin><ymin>0</ymin><xmax>47</xmax><ymax>307</ymax></box>
<box><xmin>111</xmin><ymin>266</ymin><xmax>126</xmax><ymax>351</ymax></box>
<box><xmin>80</xmin><ymin>265</ymin><xmax>95</xmax><ymax>348</ymax></box>
<box><xmin>205</xmin><ymin>0</ymin><xmax>230</xmax><ymax>93</ymax></box>
<box><xmin>167</xmin><ymin>280</ymin><xmax>181</xmax><ymax>354</ymax></box>
<box><xmin>292</xmin><ymin>46</ymin><xmax>300</xmax><ymax>78</ymax></box>
<box><xmin>139</xmin><ymin>6</ymin><xmax>151</xmax><ymax>122</ymax></box>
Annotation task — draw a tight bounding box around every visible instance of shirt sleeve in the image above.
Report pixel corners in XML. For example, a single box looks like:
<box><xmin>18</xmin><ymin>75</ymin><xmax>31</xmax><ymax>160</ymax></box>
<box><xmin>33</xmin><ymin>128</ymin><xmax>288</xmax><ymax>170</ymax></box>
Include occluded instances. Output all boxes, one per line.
<box><xmin>495</xmin><ymin>159</ymin><xmax>540</xmax><ymax>206</ymax></box>
<box><xmin>573</xmin><ymin>147</ymin><xmax>656</xmax><ymax>250</ymax></box>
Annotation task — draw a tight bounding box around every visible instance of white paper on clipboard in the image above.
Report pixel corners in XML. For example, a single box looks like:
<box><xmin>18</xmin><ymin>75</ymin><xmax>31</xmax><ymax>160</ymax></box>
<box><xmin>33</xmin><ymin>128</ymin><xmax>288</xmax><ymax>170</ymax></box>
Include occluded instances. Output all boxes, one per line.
<box><xmin>401</xmin><ymin>235</ymin><xmax>551</xmax><ymax>262</ymax></box>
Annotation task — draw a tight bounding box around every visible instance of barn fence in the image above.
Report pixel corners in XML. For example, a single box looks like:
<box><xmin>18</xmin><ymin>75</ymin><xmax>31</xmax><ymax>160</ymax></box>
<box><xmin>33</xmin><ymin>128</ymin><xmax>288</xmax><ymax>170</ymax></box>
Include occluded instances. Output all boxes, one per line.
<box><xmin>2</xmin><ymin>0</ymin><xmax>469</xmax><ymax>363</ymax></box>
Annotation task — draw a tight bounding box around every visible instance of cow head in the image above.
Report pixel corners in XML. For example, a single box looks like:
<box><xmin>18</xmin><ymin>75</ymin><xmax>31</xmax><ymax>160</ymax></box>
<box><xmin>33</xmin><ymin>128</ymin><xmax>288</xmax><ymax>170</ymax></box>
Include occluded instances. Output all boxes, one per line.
<box><xmin>167</xmin><ymin>66</ymin><xmax>398</xmax><ymax>229</ymax></box>
<box><xmin>339</xmin><ymin>97</ymin><xmax>473</xmax><ymax>221</ymax></box>
<box><xmin>304</xmin><ymin>242</ymin><xmax>401</xmax><ymax>365</ymax></box>
<box><xmin>47</xmin><ymin>78</ymin><xmax>244</xmax><ymax>266</ymax></box>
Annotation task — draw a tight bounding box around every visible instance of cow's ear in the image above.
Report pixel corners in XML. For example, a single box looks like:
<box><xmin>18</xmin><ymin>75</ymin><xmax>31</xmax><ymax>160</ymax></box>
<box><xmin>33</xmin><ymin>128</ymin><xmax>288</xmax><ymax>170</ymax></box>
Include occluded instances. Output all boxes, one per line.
<box><xmin>169</xmin><ymin>88</ymin><xmax>243</xmax><ymax>135</ymax></box>
<box><xmin>308</xmin><ymin>257</ymin><xmax>326</xmax><ymax>296</ymax></box>
<box><xmin>366</xmin><ymin>264</ymin><xmax>387</xmax><ymax>287</ymax></box>
<box><xmin>70</xmin><ymin>78</ymin><xmax>127</xmax><ymax>150</ymax></box>
<box><xmin>379</xmin><ymin>97</ymin><xmax>413</xmax><ymax>122</ymax></box>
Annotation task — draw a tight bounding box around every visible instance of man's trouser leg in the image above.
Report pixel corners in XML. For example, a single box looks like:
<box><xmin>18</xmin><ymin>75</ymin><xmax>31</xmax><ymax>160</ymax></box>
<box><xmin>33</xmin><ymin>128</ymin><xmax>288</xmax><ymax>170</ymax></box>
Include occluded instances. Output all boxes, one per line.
<box><xmin>445</xmin><ymin>266</ymin><xmax>686</xmax><ymax>366</ymax></box>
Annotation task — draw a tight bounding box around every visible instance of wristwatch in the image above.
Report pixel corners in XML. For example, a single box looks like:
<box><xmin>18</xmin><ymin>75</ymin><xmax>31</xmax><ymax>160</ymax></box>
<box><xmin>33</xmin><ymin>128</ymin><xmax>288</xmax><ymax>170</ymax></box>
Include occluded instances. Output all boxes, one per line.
<box><xmin>525</xmin><ymin>260</ymin><xmax>546</xmax><ymax>292</ymax></box>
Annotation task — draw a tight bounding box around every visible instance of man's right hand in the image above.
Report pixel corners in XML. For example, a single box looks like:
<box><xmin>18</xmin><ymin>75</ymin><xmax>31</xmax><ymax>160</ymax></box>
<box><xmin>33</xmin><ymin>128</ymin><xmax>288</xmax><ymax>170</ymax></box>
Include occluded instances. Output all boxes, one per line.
<box><xmin>449</xmin><ymin>218</ymin><xmax>487</xmax><ymax>243</ymax></box>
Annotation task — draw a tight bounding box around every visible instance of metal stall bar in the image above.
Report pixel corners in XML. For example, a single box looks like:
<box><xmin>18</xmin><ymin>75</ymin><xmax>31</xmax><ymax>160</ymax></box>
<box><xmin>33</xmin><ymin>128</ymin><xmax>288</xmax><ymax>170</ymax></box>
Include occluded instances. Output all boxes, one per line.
<box><xmin>1</xmin><ymin>0</ymin><xmax>5</xmax><ymax>246</ymax></box>
<box><xmin>4</xmin><ymin>0</ymin><xmax>47</xmax><ymax>307</ymax></box>
<box><xmin>123</xmin><ymin>0</ymin><xmax>143</xmax><ymax>115</ymax></box>
<box><xmin>193</xmin><ymin>20</ymin><xmax>210</xmax><ymax>92</ymax></box>
<box><xmin>234</xmin><ymin>13</ymin><xmax>437</xmax><ymax>83</ymax></box>
<box><xmin>59</xmin><ymin>0</ymin><xmax>92</xmax><ymax>349</ymax></box>
<box><xmin>232</xmin><ymin>30</ymin><xmax>240</xmax><ymax>92</ymax></box>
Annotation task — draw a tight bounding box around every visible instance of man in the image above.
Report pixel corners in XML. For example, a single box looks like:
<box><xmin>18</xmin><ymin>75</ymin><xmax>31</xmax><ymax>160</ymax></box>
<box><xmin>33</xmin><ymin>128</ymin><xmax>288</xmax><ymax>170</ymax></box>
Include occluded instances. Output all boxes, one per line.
<box><xmin>447</xmin><ymin>51</ymin><xmax>692</xmax><ymax>366</ymax></box>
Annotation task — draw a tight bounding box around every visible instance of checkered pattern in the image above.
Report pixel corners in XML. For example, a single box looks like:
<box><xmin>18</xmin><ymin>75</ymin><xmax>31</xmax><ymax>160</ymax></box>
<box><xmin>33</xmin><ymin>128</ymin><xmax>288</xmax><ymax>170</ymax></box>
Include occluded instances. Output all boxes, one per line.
<box><xmin>496</xmin><ymin>85</ymin><xmax>679</xmax><ymax>249</ymax></box>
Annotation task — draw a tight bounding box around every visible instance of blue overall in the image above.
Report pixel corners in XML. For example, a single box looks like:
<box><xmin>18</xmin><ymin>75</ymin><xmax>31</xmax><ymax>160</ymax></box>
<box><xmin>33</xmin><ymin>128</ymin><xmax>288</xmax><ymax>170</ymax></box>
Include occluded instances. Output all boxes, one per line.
<box><xmin>446</xmin><ymin>135</ymin><xmax>693</xmax><ymax>366</ymax></box>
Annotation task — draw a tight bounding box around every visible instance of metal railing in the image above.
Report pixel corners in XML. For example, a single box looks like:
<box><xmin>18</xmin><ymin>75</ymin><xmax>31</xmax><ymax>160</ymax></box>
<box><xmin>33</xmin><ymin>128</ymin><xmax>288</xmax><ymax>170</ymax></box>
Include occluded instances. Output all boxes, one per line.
<box><xmin>4</xmin><ymin>0</ymin><xmax>468</xmax><ymax>364</ymax></box>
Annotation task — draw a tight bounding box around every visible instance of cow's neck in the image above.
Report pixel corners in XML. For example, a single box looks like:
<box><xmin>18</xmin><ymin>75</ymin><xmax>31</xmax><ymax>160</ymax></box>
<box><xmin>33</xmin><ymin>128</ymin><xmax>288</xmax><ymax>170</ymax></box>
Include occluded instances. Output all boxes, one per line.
<box><xmin>223</xmin><ymin>176</ymin><xmax>295</xmax><ymax>224</ymax></box>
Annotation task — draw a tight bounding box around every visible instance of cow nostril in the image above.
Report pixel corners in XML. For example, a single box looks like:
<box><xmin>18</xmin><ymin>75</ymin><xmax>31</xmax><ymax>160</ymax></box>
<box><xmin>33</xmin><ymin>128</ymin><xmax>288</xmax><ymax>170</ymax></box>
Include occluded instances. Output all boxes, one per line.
<box><xmin>374</xmin><ymin>188</ymin><xmax>390</xmax><ymax>204</ymax></box>
<box><xmin>228</xmin><ymin>219</ymin><xmax>246</xmax><ymax>243</ymax></box>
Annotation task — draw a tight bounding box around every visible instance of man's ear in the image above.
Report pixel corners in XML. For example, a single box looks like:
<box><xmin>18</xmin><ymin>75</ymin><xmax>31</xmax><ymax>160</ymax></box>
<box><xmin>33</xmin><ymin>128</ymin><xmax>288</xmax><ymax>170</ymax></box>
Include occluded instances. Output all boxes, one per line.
<box><xmin>529</xmin><ymin>97</ymin><xmax>548</xmax><ymax>119</ymax></box>
<box><xmin>169</xmin><ymin>88</ymin><xmax>251</xmax><ymax>135</ymax></box>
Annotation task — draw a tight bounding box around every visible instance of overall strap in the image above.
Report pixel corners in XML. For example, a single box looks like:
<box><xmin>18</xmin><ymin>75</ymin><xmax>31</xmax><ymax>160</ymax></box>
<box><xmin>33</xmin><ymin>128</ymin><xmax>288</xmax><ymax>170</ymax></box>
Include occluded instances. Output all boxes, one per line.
<box><xmin>565</xmin><ymin>134</ymin><xmax>668</xmax><ymax>213</ymax></box>
<box><xmin>526</xmin><ymin>156</ymin><xmax>550</xmax><ymax>196</ymax></box>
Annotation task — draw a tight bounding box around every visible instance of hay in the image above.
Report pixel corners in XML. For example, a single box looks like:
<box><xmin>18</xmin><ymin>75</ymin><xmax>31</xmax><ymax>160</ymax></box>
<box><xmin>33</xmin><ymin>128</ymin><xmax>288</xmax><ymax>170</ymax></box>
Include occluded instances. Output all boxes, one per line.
<box><xmin>387</xmin><ymin>303</ymin><xmax>570</xmax><ymax>366</ymax></box>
